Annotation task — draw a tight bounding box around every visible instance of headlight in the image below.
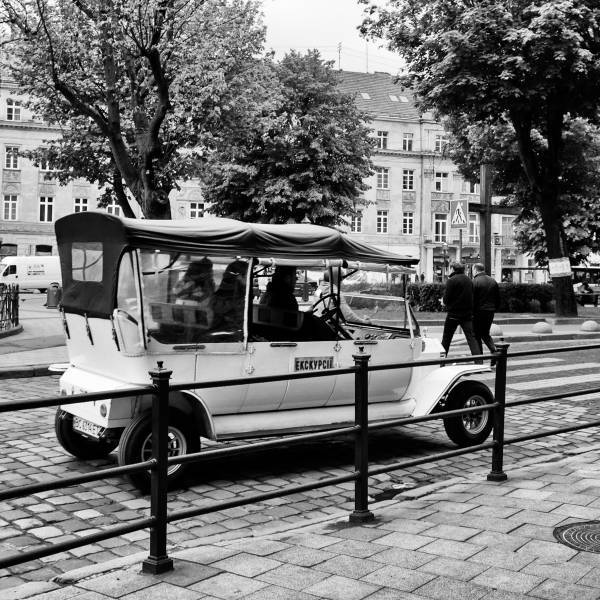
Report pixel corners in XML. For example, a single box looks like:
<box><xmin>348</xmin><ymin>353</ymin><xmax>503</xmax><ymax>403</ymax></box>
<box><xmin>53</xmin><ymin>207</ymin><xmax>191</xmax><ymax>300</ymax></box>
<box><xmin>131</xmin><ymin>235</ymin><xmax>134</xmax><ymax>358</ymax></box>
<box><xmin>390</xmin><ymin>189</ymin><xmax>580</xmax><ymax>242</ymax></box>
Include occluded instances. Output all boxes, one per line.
<box><xmin>99</xmin><ymin>403</ymin><xmax>107</xmax><ymax>418</ymax></box>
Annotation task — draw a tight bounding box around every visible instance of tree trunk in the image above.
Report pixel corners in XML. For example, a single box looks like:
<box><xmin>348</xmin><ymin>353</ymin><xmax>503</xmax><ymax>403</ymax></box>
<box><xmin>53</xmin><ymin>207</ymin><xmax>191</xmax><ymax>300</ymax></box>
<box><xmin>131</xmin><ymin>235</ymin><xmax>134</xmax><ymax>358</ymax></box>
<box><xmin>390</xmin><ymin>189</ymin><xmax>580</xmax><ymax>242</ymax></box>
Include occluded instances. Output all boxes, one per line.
<box><xmin>551</xmin><ymin>275</ymin><xmax>577</xmax><ymax>317</ymax></box>
<box><xmin>539</xmin><ymin>197</ymin><xmax>577</xmax><ymax>317</ymax></box>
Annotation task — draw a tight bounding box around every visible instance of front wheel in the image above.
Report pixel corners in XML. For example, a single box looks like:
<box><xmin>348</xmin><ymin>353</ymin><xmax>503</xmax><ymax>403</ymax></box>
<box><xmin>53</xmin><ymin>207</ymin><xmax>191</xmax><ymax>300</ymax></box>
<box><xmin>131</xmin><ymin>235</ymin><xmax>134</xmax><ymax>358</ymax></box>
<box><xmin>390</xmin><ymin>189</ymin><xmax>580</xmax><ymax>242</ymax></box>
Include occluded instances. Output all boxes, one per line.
<box><xmin>443</xmin><ymin>381</ymin><xmax>494</xmax><ymax>446</ymax></box>
<box><xmin>55</xmin><ymin>409</ymin><xmax>119</xmax><ymax>459</ymax></box>
<box><xmin>118</xmin><ymin>410</ymin><xmax>199</xmax><ymax>492</ymax></box>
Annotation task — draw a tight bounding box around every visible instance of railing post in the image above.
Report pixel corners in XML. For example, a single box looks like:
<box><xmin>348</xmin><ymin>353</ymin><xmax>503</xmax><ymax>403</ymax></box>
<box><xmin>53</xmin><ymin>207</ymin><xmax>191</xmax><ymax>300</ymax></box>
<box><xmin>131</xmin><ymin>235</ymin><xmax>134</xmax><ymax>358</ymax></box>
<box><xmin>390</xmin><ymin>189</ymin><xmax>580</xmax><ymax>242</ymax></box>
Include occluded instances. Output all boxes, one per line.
<box><xmin>143</xmin><ymin>361</ymin><xmax>174</xmax><ymax>574</ymax></box>
<box><xmin>487</xmin><ymin>343</ymin><xmax>509</xmax><ymax>482</ymax></box>
<box><xmin>350</xmin><ymin>348</ymin><xmax>375</xmax><ymax>523</ymax></box>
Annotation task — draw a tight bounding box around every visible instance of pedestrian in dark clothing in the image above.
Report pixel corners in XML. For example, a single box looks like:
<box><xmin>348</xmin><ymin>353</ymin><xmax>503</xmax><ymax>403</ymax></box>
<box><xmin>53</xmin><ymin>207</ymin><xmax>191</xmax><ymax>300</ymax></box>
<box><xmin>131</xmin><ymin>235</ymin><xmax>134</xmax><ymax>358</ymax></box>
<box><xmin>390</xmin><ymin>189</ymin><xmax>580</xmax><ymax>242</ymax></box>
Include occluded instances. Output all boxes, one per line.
<box><xmin>441</xmin><ymin>261</ymin><xmax>481</xmax><ymax>360</ymax></box>
<box><xmin>472</xmin><ymin>263</ymin><xmax>500</xmax><ymax>363</ymax></box>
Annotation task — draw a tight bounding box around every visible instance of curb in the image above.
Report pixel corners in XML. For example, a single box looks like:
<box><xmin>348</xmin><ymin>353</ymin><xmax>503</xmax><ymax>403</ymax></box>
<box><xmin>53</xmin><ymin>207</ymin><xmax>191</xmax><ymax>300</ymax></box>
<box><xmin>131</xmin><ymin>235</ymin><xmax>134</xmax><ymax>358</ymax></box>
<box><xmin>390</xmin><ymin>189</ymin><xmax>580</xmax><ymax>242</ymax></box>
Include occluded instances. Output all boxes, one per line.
<box><xmin>0</xmin><ymin>364</ymin><xmax>53</xmax><ymax>380</ymax></box>
<box><xmin>0</xmin><ymin>324</ymin><xmax>23</xmax><ymax>339</ymax></box>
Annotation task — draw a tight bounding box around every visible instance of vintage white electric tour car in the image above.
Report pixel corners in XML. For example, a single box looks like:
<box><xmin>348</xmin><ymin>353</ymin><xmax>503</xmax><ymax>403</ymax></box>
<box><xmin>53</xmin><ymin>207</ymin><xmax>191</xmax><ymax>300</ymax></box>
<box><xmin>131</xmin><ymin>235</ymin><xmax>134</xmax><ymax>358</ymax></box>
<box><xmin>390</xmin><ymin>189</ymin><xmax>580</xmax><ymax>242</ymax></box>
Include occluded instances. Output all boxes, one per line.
<box><xmin>54</xmin><ymin>212</ymin><xmax>493</xmax><ymax>489</ymax></box>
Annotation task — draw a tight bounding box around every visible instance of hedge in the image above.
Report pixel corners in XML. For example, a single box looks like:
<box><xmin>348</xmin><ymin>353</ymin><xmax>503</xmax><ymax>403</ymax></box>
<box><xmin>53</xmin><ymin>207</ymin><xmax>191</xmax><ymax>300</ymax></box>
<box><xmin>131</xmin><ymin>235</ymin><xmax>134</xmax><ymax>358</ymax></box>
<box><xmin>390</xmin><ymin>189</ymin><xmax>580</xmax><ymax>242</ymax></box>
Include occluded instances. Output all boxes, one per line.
<box><xmin>406</xmin><ymin>282</ymin><xmax>556</xmax><ymax>313</ymax></box>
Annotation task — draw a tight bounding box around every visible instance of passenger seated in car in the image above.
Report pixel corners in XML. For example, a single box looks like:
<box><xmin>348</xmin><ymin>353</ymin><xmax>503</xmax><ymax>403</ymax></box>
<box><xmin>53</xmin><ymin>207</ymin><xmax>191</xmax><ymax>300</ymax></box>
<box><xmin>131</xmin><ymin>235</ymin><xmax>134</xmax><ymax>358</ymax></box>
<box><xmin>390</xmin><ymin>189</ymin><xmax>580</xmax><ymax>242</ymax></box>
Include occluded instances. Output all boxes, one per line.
<box><xmin>172</xmin><ymin>258</ymin><xmax>215</xmax><ymax>339</ymax></box>
<box><xmin>212</xmin><ymin>260</ymin><xmax>248</xmax><ymax>339</ymax></box>
<box><xmin>174</xmin><ymin>258</ymin><xmax>215</xmax><ymax>306</ymax></box>
<box><xmin>259</xmin><ymin>266</ymin><xmax>298</xmax><ymax>311</ymax></box>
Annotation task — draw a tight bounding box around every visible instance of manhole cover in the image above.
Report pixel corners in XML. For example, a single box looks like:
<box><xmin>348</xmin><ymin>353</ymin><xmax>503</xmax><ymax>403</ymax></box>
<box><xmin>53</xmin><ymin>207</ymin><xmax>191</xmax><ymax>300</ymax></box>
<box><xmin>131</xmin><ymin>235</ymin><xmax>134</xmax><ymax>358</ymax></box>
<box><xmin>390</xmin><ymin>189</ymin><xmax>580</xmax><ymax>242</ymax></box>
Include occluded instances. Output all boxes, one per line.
<box><xmin>554</xmin><ymin>521</ymin><xmax>600</xmax><ymax>553</ymax></box>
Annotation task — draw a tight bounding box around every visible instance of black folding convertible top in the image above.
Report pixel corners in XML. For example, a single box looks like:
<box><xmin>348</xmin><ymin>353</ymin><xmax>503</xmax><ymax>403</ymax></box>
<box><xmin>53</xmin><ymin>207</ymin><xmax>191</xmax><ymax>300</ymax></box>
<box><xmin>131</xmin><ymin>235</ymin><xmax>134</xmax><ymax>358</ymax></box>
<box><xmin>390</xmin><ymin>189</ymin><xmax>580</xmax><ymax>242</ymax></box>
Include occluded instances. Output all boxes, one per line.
<box><xmin>55</xmin><ymin>212</ymin><xmax>417</xmax><ymax>317</ymax></box>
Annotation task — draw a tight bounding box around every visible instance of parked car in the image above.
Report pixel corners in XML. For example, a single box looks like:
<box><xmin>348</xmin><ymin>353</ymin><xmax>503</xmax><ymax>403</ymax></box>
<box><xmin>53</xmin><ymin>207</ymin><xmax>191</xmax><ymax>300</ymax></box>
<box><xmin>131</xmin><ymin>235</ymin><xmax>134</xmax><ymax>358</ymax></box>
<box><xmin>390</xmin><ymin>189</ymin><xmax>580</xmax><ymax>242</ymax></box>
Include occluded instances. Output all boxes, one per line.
<box><xmin>53</xmin><ymin>212</ymin><xmax>493</xmax><ymax>490</ymax></box>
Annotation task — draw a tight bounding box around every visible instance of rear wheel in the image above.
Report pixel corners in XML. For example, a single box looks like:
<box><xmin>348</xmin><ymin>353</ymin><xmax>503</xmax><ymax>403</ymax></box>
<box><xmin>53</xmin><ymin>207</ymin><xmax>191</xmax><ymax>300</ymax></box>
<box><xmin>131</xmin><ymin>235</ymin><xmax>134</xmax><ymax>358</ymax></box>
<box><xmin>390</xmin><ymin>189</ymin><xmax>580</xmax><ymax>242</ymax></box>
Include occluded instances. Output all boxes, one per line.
<box><xmin>55</xmin><ymin>409</ymin><xmax>119</xmax><ymax>459</ymax></box>
<box><xmin>443</xmin><ymin>381</ymin><xmax>494</xmax><ymax>446</ymax></box>
<box><xmin>118</xmin><ymin>410</ymin><xmax>199</xmax><ymax>492</ymax></box>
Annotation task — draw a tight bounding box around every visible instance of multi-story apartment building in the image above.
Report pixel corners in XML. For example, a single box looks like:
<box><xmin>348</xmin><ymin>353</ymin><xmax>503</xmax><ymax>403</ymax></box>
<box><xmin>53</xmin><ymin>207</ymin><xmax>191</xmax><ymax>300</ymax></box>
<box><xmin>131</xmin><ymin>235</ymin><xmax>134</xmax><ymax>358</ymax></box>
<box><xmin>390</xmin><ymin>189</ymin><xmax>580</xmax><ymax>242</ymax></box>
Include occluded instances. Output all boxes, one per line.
<box><xmin>0</xmin><ymin>71</ymin><xmax>535</xmax><ymax>282</ymax></box>
<box><xmin>336</xmin><ymin>71</ymin><xmax>533</xmax><ymax>283</ymax></box>
<box><xmin>0</xmin><ymin>77</ymin><xmax>205</xmax><ymax>259</ymax></box>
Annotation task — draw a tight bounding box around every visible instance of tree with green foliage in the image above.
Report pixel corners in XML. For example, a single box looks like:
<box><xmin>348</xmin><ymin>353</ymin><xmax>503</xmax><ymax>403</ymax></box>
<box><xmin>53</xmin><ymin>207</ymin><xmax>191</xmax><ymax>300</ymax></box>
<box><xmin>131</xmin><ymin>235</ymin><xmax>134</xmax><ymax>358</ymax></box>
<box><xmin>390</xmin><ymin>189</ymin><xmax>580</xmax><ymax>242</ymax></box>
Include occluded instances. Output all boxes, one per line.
<box><xmin>0</xmin><ymin>0</ymin><xmax>266</xmax><ymax>219</ymax></box>
<box><xmin>447</xmin><ymin>116</ymin><xmax>600</xmax><ymax>266</ymax></box>
<box><xmin>361</xmin><ymin>0</ymin><xmax>600</xmax><ymax>316</ymax></box>
<box><xmin>202</xmin><ymin>50</ymin><xmax>374</xmax><ymax>226</ymax></box>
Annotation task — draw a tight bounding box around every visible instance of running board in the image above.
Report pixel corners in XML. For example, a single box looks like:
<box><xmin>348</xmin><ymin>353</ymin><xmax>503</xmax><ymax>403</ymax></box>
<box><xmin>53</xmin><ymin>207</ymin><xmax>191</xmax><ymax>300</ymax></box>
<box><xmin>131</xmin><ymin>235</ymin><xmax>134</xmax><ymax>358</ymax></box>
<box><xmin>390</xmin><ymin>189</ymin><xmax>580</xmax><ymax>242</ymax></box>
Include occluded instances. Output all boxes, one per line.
<box><xmin>213</xmin><ymin>399</ymin><xmax>416</xmax><ymax>440</ymax></box>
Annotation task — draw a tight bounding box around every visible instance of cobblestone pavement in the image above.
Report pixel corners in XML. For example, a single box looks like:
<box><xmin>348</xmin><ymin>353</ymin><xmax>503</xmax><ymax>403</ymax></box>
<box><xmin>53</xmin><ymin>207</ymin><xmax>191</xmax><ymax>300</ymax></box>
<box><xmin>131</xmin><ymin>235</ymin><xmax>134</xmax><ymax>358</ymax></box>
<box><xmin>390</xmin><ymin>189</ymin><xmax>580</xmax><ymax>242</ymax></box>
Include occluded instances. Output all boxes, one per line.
<box><xmin>0</xmin><ymin>341</ymin><xmax>599</xmax><ymax>590</ymax></box>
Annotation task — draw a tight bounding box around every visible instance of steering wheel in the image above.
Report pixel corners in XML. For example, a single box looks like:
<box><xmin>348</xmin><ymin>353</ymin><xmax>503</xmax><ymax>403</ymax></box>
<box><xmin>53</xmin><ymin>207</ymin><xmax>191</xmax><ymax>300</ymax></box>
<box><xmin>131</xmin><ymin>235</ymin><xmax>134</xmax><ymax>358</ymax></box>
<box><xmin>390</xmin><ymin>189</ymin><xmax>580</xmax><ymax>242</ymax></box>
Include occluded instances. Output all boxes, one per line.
<box><xmin>311</xmin><ymin>293</ymin><xmax>339</xmax><ymax>321</ymax></box>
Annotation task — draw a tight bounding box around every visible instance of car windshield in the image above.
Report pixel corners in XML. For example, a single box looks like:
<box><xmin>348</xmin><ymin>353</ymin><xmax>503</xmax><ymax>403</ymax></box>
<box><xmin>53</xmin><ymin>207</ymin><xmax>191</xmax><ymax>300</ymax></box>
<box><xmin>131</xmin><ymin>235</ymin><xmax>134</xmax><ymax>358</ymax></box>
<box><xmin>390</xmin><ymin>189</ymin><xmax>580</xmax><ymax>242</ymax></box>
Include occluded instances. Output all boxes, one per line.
<box><xmin>128</xmin><ymin>250</ymin><xmax>250</xmax><ymax>345</ymax></box>
<box><xmin>311</xmin><ymin>267</ymin><xmax>415</xmax><ymax>332</ymax></box>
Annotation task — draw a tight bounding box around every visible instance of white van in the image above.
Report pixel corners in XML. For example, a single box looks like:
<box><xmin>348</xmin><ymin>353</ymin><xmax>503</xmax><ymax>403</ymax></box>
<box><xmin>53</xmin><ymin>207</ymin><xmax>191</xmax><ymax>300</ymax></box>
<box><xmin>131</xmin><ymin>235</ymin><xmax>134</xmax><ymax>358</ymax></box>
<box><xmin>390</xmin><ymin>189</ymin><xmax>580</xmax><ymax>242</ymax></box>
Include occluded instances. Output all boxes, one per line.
<box><xmin>0</xmin><ymin>256</ymin><xmax>61</xmax><ymax>292</ymax></box>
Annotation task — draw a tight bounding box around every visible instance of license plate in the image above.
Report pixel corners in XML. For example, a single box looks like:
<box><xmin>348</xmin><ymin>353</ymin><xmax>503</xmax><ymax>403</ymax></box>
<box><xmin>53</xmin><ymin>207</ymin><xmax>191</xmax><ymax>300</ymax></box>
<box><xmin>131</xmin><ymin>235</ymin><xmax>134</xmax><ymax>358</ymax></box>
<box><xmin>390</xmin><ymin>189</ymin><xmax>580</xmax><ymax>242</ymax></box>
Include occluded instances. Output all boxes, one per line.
<box><xmin>72</xmin><ymin>416</ymin><xmax>102</xmax><ymax>438</ymax></box>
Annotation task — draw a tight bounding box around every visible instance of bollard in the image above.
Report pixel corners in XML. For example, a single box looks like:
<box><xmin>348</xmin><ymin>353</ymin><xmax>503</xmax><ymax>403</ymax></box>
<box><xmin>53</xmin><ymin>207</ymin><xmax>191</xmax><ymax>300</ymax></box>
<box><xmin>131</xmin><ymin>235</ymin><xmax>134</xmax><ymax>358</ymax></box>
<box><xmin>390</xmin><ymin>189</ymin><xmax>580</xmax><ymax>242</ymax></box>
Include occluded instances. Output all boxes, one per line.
<box><xmin>349</xmin><ymin>349</ymin><xmax>375</xmax><ymax>523</ymax></box>
<box><xmin>143</xmin><ymin>361</ymin><xmax>174</xmax><ymax>574</ymax></box>
<box><xmin>46</xmin><ymin>283</ymin><xmax>62</xmax><ymax>309</ymax></box>
<box><xmin>487</xmin><ymin>343</ymin><xmax>509</xmax><ymax>482</ymax></box>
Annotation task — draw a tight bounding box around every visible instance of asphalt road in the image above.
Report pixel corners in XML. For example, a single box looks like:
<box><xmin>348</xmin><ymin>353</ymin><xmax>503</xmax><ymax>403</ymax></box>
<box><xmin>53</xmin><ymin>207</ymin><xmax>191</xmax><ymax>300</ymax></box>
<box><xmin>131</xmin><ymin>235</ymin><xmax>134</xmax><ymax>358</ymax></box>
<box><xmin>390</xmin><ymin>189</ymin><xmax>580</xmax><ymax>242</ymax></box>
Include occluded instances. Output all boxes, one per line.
<box><xmin>0</xmin><ymin>338</ymin><xmax>600</xmax><ymax>590</ymax></box>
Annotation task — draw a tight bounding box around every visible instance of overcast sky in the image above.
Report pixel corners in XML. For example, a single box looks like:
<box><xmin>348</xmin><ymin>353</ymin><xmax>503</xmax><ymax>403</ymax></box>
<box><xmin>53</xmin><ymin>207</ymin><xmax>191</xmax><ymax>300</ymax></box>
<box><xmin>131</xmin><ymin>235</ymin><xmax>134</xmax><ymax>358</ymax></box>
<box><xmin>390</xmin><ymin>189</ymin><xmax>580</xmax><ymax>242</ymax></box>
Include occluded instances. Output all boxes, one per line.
<box><xmin>261</xmin><ymin>0</ymin><xmax>404</xmax><ymax>75</ymax></box>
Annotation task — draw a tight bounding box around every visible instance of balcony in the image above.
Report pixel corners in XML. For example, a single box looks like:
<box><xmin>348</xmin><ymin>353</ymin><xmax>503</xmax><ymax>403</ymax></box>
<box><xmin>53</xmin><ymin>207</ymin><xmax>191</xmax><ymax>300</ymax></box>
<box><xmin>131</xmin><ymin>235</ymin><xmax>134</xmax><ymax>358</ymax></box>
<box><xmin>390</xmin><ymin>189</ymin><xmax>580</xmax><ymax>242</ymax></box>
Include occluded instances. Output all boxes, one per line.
<box><xmin>376</xmin><ymin>189</ymin><xmax>390</xmax><ymax>201</ymax></box>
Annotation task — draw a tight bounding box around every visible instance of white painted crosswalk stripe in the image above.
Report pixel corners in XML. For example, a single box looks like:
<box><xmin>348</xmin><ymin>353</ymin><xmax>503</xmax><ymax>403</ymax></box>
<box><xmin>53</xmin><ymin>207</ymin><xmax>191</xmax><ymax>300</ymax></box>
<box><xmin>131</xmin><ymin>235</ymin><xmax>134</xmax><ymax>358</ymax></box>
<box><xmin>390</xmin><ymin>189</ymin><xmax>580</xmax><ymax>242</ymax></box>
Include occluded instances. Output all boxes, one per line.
<box><xmin>507</xmin><ymin>358</ymin><xmax>563</xmax><ymax>367</ymax></box>
<box><xmin>507</xmin><ymin>362</ymin><xmax>599</xmax><ymax>378</ymax></box>
<box><xmin>509</xmin><ymin>372</ymin><xmax>600</xmax><ymax>391</ymax></box>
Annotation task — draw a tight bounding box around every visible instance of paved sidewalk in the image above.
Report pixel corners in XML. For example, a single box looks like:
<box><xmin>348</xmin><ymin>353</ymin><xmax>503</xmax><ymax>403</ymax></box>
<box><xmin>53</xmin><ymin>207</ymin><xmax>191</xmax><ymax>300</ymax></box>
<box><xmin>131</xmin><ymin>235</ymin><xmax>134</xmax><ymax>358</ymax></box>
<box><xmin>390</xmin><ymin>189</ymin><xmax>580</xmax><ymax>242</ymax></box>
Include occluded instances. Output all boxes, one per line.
<box><xmin>7</xmin><ymin>445</ymin><xmax>600</xmax><ymax>600</ymax></box>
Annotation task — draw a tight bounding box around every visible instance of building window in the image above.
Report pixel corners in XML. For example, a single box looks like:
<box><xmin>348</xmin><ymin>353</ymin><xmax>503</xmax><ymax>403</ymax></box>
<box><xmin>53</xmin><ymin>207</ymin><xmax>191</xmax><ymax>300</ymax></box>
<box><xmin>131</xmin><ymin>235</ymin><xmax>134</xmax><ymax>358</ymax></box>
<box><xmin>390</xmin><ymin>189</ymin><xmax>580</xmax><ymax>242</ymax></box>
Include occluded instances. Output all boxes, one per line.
<box><xmin>376</xmin><ymin>210</ymin><xmax>388</xmax><ymax>234</ymax></box>
<box><xmin>402</xmin><ymin>133</ymin><xmax>413</xmax><ymax>151</ymax></box>
<box><xmin>39</xmin><ymin>155</ymin><xmax>57</xmax><ymax>172</ymax></box>
<box><xmin>350</xmin><ymin>212</ymin><xmax>362</xmax><ymax>233</ymax></box>
<box><xmin>35</xmin><ymin>244</ymin><xmax>52</xmax><ymax>255</ymax></box>
<box><xmin>502</xmin><ymin>215</ymin><xmax>515</xmax><ymax>241</ymax></box>
<box><xmin>434</xmin><ymin>134</ymin><xmax>449</xmax><ymax>153</ymax></box>
<box><xmin>74</xmin><ymin>198</ymin><xmax>88</xmax><ymax>213</ymax></box>
<box><xmin>376</xmin><ymin>131</ymin><xmax>388</xmax><ymax>150</ymax></box>
<box><xmin>189</xmin><ymin>202</ymin><xmax>204</xmax><ymax>218</ymax></box>
<box><xmin>402</xmin><ymin>212</ymin><xmax>414</xmax><ymax>235</ymax></box>
<box><xmin>39</xmin><ymin>196</ymin><xmax>53</xmax><ymax>222</ymax></box>
<box><xmin>402</xmin><ymin>169</ymin><xmax>414</xmax><ymax>191</ymax></box>
<box><xmin>2</xmin><ymin>194</ymin><xmax>17</xmax><ymax>220</ymax></box>
<box><xmin>6</xmin><ymin>99</ymin><xmax>21</xmax><ymax>121</ymax></box>
<box><xmin>434</xmin><ymin>171</ymin><xmax>449</xmax><ymax>192</ymax></box>
<box><xmin>375</xmin><ymin>167</ymin><xmax>389</xmax><ymax>189</ymax></box>
<box><xmin>461</xmin><ymin>180</ymin><xmax>479</xmax><ymax>194</ymax></box>
<box><xmin>5</xmin><ymin>146</ymin><xmax>19</xmax><ymax>169</ymax></box>
<box><xmin>434</xmin><ymin>213</ymin><xmax>448</xmax><ymax>242</ymax></box>
<box><xmin>106</xmin><ymin>200</ymin><xmax>121</xmax><ymax>216</ymax></box>
<box><xmin>468</xmin><ymin>213</ymin><xmax>479</xmax><ymax>244</ymax></box>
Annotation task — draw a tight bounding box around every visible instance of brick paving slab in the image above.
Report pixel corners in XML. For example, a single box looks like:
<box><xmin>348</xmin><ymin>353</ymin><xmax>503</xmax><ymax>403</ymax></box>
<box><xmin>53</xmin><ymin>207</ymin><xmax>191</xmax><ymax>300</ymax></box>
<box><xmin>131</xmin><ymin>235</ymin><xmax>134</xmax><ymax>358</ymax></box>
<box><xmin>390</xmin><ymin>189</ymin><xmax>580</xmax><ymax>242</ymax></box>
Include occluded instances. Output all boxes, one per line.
<box><xmin>5</xmin><ymin>449</ymin><xmax>600</xmax><ymax>600</ymax></box>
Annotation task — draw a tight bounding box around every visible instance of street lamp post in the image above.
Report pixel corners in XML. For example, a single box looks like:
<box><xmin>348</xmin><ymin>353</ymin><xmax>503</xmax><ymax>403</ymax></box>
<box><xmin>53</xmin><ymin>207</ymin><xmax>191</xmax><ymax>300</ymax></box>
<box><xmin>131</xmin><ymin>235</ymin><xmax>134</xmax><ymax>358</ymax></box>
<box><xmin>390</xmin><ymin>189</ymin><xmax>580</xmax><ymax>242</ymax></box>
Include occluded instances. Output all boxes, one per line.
<box><xmin>442</xmin><ymin>242</ymin><xmax>448</xmax><ymax>281</ymax></box>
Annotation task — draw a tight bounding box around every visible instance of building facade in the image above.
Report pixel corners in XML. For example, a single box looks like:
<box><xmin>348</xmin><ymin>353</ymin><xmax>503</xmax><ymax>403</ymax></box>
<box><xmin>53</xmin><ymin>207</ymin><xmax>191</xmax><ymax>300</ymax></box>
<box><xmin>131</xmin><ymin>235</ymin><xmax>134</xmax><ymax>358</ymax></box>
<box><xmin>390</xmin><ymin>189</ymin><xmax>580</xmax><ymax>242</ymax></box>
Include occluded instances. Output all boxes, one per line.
<box><xmin>0</xmin><ymin>72</ymin><xmax>537</xmax><ymax>282</ymax></box>
<box><xmin>336</xmin><ymin>71</ymin><xmax>536</xmax><ymax>283</ymax></box>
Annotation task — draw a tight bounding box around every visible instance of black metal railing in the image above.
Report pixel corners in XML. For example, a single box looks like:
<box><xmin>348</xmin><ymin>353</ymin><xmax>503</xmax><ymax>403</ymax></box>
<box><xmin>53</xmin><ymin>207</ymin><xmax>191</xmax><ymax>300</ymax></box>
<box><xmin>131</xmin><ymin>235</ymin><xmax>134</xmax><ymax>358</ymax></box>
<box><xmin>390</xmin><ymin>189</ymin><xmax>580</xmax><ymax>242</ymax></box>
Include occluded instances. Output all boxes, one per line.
<box><xmin>1</xmin><ymin>341</ymin><xmax>600</xmax><ymax>573</ymax></box>
<box><xmin>0</xmin><ymin>283</ymin><xmax>18</xmax><ymax>330</ymax></box>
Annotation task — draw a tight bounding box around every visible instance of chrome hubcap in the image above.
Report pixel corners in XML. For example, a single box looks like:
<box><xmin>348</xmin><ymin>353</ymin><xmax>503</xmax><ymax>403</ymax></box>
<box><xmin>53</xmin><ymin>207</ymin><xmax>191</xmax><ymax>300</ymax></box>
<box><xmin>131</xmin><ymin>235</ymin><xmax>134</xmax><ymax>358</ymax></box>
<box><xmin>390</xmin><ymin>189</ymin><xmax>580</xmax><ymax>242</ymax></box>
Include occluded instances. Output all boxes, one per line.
<box><xmin>462</xmin><ymin>395</ymin><xmax>488</xmax><ymax>434</ymax></box>
<box><xmin>140</xmin><ymin>427</ymin><xmax>187</xmax><ymax>476</ymax></box>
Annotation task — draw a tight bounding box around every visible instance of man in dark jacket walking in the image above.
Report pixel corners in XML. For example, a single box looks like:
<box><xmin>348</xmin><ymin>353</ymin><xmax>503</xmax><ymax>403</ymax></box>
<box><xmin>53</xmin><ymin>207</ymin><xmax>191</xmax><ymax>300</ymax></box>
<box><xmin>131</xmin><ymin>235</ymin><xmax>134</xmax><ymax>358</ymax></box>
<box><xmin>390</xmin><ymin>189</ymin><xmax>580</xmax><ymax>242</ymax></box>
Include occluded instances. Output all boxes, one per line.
<box><xmin>441</xmin><ymin>261</ymin><xmax>481</xmax><ymax>359</ymax></box>
<box><xmin>472</xmin><ymin>263</ymin><xmax>500</xmax><ymax>361</ymax></box>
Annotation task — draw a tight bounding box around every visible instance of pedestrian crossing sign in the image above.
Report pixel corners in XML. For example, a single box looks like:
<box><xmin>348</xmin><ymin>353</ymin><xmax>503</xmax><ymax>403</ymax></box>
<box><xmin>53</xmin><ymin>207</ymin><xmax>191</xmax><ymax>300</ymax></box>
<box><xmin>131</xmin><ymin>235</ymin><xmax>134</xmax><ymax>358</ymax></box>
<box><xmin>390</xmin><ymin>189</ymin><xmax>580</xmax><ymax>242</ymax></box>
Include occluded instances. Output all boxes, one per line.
<box><xmin>450</xmin><ymin>200</ymin><xmax>468</xmax><ymax>229</ymax></box>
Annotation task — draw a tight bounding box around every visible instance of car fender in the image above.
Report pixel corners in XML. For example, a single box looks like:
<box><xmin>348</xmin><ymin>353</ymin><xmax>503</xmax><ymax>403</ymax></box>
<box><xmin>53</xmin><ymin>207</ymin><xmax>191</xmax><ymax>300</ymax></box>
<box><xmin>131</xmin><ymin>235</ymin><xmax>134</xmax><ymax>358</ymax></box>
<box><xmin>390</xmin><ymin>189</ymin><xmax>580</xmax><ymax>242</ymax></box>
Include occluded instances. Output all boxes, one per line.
<box><xmin>177</xmin><ymin>389</ymin><xmax>217</xmax><ymax>441</ymax></box>
<box><xmin>407</xmin><ymin>364</ymin><xmax>493</xmax><ymax>417</ymax></box>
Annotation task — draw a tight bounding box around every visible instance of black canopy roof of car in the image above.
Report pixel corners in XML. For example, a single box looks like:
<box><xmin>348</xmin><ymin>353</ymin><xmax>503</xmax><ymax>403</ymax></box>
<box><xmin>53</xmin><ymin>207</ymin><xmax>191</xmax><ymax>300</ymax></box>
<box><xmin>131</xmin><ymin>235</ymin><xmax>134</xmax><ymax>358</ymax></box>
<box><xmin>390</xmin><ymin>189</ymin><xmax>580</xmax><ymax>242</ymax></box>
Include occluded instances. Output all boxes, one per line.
<box><xmin>56</xmin><ymin>212</ymin><xmax>417</xmax><ymax>264</ymax></box>
<box><xmin>55</xmin><ymin>212</ymin><xmax>417</xmax><ymax>317</ymax></box>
